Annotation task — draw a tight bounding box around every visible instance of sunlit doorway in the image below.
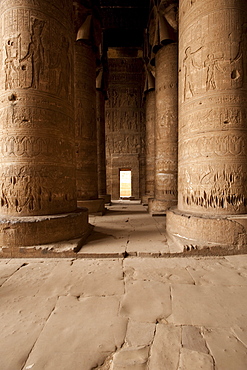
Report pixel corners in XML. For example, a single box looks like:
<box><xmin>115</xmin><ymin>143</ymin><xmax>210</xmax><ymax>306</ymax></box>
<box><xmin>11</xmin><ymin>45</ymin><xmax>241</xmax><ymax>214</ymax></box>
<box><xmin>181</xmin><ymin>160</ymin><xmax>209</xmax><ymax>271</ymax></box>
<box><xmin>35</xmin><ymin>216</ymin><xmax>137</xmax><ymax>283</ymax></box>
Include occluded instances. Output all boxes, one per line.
<box><xmin>120</xmin><ymin>169</ymin><xmax>132</xmax><ymax>198</ymax></box>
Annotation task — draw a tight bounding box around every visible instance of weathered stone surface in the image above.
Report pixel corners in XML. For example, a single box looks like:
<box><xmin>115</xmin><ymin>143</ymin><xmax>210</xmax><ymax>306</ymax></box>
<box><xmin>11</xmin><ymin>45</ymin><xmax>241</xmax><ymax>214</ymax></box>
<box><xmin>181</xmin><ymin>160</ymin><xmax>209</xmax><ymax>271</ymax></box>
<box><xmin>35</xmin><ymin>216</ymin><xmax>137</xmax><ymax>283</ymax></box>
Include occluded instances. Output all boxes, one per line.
<box><xmin>124</xmin><ymin>257</ymin><xmax>194</xmax><ymax>284</ymax></box>
<box><xmin>0</xmin><ymin>296</ymin><xmax>57</xmax><ymax>370</ymax></box>
<box><xmin>120</xmin><ymin>280</ymin><xmax>171</xmax><ymax>323</ymax></box>
<box><xmin>178</xmin><ymin>348</ymin><xmax>214</xmax><ymax>370</ymax></box>
<box><xmin>111</xmin><ymin>347</ymin><xmax>149</xmax><ymax>370</ymax></box>
<box><xmin>37</xmin><ymin>259</ymin><xmax>125</xmax><ymax>298</ymax></box>
<box><xmin>149</xmin><ymin>324</ymin><xmax>181</xmax><ymax>370</ymax></box>
<box><xmin>126</xmin><ymin>320</ymin><xmax>156</xmax><ymax>347</ymax></box>
<box><xmin>24</xmin><ymin>296</ymin><xmax>128</xmax><ymax>370</ymax></box>
<box><xmin>0</xmin><ymin>260</ymin><xmax>24</xmax><ymax>286</ymax></box>
<box><xmin>168</xmin><ymin>285</ymin><xmax>247</xmax><ymax>328</ymax></box>
<box><xmin>182</xmin><ymin>326</ymin><xmax>209</xmax><ymax>354</ymax></box>
<box><xmin>203</xmin><ymin>328</ymin><xmax>247</xmax><ymax>370</ymax></box>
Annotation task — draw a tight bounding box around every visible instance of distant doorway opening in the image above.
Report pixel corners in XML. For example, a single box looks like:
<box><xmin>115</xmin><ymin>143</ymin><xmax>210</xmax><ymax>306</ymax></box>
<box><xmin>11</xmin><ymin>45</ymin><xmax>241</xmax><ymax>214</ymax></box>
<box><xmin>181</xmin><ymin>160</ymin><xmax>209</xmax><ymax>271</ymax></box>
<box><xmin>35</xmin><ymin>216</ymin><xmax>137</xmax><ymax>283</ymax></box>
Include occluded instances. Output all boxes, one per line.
<box><xmin>120</xmin><ymin>169</ymin><xmax>132</xmax><ymax>198</ymax></box>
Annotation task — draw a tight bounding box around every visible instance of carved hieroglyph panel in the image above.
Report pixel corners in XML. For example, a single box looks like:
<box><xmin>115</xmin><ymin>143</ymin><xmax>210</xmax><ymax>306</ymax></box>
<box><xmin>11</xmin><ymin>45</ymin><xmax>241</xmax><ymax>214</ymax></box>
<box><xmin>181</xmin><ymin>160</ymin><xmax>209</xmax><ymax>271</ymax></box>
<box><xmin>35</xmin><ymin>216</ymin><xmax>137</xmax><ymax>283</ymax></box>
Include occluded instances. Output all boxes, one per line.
<box><xmin>155</xmin><ymin>43</ymin><xmax>178</xmax><ymax>202</ymax></box>
<box><xmin>105</xmin><ymin>57</ymin><xmax>145</xmax><ymax>198</ymax></box>
<box><xmin>96</xmin><ymin>90</ymin><xmax>107</xmax><ymax>196</ymax></box>
<box><xmin>0</xmin><ymin>0</ymin><xmax>77</xmax><ymax>216</ymax></box>
<box><xmin>178</xmin><ymin>0</ymin><xmax>247</xmax><ymax>215</ymax></box>
<box><xmin>74</xmin><ymin>42</ymin><xmax>98</xmax><ymax>200</ymax></box>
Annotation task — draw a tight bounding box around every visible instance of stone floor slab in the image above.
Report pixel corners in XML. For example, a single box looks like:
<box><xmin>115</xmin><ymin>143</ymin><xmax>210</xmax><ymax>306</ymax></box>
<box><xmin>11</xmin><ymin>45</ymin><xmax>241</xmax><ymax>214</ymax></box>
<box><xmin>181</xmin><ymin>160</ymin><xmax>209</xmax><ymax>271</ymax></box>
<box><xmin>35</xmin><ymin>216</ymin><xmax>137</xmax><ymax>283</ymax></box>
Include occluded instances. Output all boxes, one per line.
<box><xmin>178</xmin><ymin>348</ymin><xmax>214</xmax><ymax>370</ymax></box>
<box><xmin>203</xmin><ymin>328</ymin><xmax>247</xmax><ymax>370</ymax></box>
<box><xmin>120</xmin><ymin>280</ymin><xmax>171</xmax><ymax>323</ymax></box>
<box><xmin>148</xmin><ymin>324</ymin><xmax>181</xmax><ymax>370</ymax></box>
<box><xmin>168</xmin><ymin>284</ymin><xmax>247</xmax><ymax>328</ymax></box>
<box><xmin>24</xmin><ymin>296</ymin><xmax>128</xmax><ymax>370</ymax></box>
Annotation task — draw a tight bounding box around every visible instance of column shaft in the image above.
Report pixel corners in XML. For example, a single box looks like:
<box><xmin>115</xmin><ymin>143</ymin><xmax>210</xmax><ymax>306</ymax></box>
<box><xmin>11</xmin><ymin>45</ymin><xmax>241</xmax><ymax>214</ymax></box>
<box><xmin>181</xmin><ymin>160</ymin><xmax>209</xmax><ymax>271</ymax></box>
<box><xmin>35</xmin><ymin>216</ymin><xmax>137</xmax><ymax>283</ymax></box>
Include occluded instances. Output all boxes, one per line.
<box><xmin>0</xmin><ymin>0</ymin><xmax>89</xmax><ymax>249</ymax></box>
<box><xmin>166</xmin><ymin>0</ymin><xmax>247</xmax><ymax>252</ymax></box>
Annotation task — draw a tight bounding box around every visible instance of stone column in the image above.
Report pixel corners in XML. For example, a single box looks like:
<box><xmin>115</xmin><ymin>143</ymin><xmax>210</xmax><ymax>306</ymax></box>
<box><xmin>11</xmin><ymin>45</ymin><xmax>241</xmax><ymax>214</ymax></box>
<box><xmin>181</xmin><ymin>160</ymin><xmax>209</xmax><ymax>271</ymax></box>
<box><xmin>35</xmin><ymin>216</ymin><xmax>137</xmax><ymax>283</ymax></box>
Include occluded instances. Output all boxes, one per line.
<box><xmin>74</xmin><ymin>1</ymin><xmax>105</xmax><ymax>214</ymax></box>
<box><xmin>96</xmin><ymin>88</ymin><xmax>111</xmax><ymax>204</ymax></box>
<box><xmin>167</xmin><ymin>0</ymin><xmax>247</xmax><ymax>252</ymax></box>
<box><xmin>142</xmin><ymin>69</ymin><xmax>155</xmax><ymax>205</ymax></box>
<box><xmin>0</xmin><ymin>0</ymin><xmax>90</xmax><ymax>252</ymax></box>
<box><xmin>148</xmin><ymin>1</ymin><xmax>178</xmax><ymax>215</ymax></box>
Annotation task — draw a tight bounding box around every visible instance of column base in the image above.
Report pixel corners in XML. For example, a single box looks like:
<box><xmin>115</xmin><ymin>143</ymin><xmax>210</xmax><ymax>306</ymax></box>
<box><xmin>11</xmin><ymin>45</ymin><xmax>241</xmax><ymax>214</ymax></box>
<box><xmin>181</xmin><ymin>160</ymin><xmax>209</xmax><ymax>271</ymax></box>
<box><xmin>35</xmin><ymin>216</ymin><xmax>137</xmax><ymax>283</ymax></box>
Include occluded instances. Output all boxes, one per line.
<box><xmin>148</xmin><ymin>198</ymin><xmax>177</xmax><ymax>216</ymax></box>
<box><xmin>166</xmin><ymin>207</ymin><xmax>247</xmax><ymax>255</ymax></box>
<box><xmin>141</xmin><ymin>194</ymin><xmax>154</xmax><ymax>206</ymax></box>
<box><xmin>0</xmin><ymin>208</ymin><xmax>91</xmax><ymax>253</ymax></box>
<box><xmin>77</xmin><ymin>199</ymin><xmax>106</xmax><ymax>215</ymax></box>
<box><xmin>99</xmin><ymin>194</ymin><xmax>111</xmax><ymax>205</ymax></box>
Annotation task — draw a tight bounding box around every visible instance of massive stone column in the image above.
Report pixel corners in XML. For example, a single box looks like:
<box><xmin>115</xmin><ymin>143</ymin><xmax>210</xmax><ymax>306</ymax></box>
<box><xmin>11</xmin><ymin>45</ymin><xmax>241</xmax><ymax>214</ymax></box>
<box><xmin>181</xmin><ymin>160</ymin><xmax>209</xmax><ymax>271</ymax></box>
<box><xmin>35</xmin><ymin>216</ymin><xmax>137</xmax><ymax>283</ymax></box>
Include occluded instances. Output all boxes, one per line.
<box><xmin>142</xmin><ymin>68</ymin><xmax>155</xmax><ymax>205</ymax></box>
<box><xmin>148</xmin><ymin>1</ymin><xmax>178</xmax><ymax>215</ymax></box>
<box><xmin>167</xmin><ymin>0</ymin><xmax>247</xmax><ymax>252</ymax></box>
<box><xmin>96</xmin><ymin>62</ymin><xmax>111</xmax><ymax>204</ymax></box>
<box><xmin>74</xmin><ymin>0</ymin><xmax>105</xmax><ymax>214</ymax></box>
<box><xmin>0</xmin><ymin>0</ymin><xmax>90</xmax><ymax>252</ymax></box>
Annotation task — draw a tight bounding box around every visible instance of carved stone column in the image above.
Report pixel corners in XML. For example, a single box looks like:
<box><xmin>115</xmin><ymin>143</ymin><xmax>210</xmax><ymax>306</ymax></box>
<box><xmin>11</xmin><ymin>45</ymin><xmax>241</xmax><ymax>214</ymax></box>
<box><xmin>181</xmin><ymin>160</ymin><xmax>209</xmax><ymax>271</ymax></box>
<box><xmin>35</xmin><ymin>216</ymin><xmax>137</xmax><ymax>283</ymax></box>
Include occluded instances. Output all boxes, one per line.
<box><xmin>167</xmin><ymin>0</ymin><xmax>247</xmax><ymax>252</ymax></box>
<box><xmin>96</xmin><ymin>88</ymin><xmax>111</xmax><ymax>204</ymax></box>
<box><xmin>148</xmin><ymin>1</ymin><xmax>178</xmax><ymax>215</ymax></box>
<box><xmin>74</xmin><ymin>1</ymin><xmax>105</xmax><ymax>214</ymax></box>
<box><xmin>0</xmin><ymin>0</ymin><xmax>90</xmax><ymax>253</ymax></box>
<box><xmin>142</xmin><ymin>75</ymin><xmax>155</xmax><ymax>205</ymax></box>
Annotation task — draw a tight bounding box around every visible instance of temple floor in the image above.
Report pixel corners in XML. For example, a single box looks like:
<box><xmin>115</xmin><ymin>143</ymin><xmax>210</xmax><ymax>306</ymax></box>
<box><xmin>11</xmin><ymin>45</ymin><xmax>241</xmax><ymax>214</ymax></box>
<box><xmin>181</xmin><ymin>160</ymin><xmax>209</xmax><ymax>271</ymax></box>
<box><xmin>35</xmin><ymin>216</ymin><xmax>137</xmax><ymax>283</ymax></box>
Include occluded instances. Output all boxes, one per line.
<box><xmin>1</xmin><ymin>202</ymin><xmax>247</xmax><ymax>369</ymax></box>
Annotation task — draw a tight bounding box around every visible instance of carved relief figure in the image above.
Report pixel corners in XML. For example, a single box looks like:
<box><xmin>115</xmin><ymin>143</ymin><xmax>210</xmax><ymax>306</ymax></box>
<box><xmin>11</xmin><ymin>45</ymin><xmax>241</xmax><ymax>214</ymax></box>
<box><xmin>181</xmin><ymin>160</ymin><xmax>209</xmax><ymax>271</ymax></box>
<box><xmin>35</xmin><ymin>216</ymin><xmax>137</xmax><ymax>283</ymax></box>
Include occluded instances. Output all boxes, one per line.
<box><xmin>5</xmin><ymin>36</ymin><xmax>19</xmax><ymax>89</ymax></box>
<box><xmin>183</xmin><ymin>46</ymin><xmax>201</xmax><ymax>100</ymax></box>
<box><xmin>204</xmin><ymin>54</ymin><xmax>224</xmax><ymax>91</ymax></box>
<box><xmin>20</xmin><ymin>19</ymin><xmax>45</xmax><ymax>89</ymax></box>
<box><xmin>231</xmin><ymin>23</ymin><xmax>247</xmax><ymax>85</ymax></box>
<box><xmin>57</xmin><ymin>36</ymin><xmax>71</xmax><ymax>97</ymax></box>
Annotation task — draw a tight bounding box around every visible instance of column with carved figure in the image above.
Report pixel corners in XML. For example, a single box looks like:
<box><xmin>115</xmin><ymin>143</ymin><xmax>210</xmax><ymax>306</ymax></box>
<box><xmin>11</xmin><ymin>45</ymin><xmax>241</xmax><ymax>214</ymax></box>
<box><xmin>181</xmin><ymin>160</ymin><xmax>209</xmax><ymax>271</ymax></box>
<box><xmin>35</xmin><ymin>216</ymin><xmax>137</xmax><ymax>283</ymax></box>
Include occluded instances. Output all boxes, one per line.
<box><xmin>0</xmin><ymin>0</ymin><xmax>91</xmax><ymax>254</ymax></box>
<box><xmin>166</xmin><ymin>0</ymin><xmax>247</xmax><ymax>252</ymax></box>
<box><xmin>148</xmin><ymin>0</ymin><xmax>178</xmax><ymax>215</ymax></box>
<box><xmin>74</xmin><ymin>0</ymin><xmax>105</xmax><ymax>214</ymax></box>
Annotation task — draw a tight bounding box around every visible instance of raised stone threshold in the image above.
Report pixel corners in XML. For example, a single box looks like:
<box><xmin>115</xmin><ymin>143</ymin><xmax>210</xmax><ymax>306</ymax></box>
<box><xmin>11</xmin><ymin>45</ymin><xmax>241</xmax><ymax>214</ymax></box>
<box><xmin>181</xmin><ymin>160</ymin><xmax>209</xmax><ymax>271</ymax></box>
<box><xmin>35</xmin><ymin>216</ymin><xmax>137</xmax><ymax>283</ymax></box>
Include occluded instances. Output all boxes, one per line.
<box><xmin>167</xmin><ymin>207</ymin><xmax>247</xmax><ymax>255</ymax></box>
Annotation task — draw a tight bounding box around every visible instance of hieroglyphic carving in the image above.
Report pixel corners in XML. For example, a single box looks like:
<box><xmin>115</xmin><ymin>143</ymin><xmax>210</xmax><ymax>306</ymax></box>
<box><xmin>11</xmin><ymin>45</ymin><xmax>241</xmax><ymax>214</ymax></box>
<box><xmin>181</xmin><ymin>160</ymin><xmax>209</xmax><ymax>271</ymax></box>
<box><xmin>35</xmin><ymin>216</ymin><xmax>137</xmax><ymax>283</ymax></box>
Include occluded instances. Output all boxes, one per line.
<box><xmin>178</xmin><ymin>0</ymin><xmax>247</xmax><ymax>215</ymax></box>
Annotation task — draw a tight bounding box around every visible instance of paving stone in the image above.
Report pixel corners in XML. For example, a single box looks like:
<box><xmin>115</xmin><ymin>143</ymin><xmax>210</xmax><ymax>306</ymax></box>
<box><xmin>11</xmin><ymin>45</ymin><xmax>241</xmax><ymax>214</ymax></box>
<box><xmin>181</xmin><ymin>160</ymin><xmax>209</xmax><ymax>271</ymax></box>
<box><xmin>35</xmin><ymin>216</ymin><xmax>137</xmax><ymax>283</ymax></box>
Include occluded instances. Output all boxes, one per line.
<box><xmin>203</xmin><ymin>328</ymin><xmax>247</xmax><ymax>370</ymax></box>
<box><xmin>187</xmin><ymin>259</ymin><xmax>247</xmax><ymax>286</ymax></box>
<box><xmin>111</xmin><ymin>347</ymin><xmax>149</xmax><ymax>370</ymax></box>
<box><xmin>120</xmin><ymin>280</ymin><xmax>171</xmax><ymax>323</ymax></box>
<box><xmin>178</xmin><ymin>348</ymin><xmax>214</xmax><ymax>370</ymax></box>
<box><xmin>232</xmin><ymin>325</ymin><xmax>247</xmax><ymax>348</ymax></box>
<box><xmin>0</xmin><ymin>296</ymin><xmax>57</xmax><ymax>370</ymax></box>
<box><xmin>168</xmin><ymin>285</ymin><xmax>247</xmax><ymax>328</ymax></box>
<box><xmin>225</xmin><ymin>255</ymin><xmax>247</xmax><ymax>270</ymax></box>
<box><xmin>24</xmin><ymin>296</ymin><xmax>128</xmax><ymax>370</ymax></box>
<box><xmin>148</xmin><ymin>324</ymin><xmax>181</xmax><ymax>370</ymax></box>
<box><xmin>125</xmin><ymin>320</ymin><xmax>156</xmax><ymax>347</ymax></box>
<box><xmin>37</xmin><ymin>259</ymin><xmax>125</xmax><ymax>298</ymax></box>
<box><xmin>124</xmin><ymin>258</ymin><xmax>194</xmax><ymax>284</ymax></box>
<box><xmin>0</xmin><ymin>260</ymin><xmax>25</xmax><ymax>286</ymax></box>
<box><xmin>0</xmin><ymin>261</ymin><xmax>58</xmax><ymax>297</ymax></box>
<box><xmin>182</xmin><ymin>326</ymin><xmax>209</xmax><ymax>354</ymax></box>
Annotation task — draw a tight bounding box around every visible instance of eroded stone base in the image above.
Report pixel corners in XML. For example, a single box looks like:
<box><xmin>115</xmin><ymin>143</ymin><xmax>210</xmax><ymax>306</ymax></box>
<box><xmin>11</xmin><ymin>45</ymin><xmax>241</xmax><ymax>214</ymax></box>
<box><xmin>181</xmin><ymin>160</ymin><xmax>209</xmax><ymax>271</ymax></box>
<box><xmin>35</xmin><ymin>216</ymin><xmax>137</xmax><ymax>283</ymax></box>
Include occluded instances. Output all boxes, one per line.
<box><xmin>166</xmin><ymin>208</ymin><xmax>247</xmax><ymax>255</ymax></box>
<box><xmin>0</xmin><ymin>208</ymin><xmax>92</xmax><ymax>257</ymax></box>
<box><xmin>148</xmin><ymin>198</ymin><xmax>176</xmax><ymax>216</ymax></box>
<box><xmin>77</xmin><ymin>199</ymin><xmax>106</xmax><ymax>215</ymax></box>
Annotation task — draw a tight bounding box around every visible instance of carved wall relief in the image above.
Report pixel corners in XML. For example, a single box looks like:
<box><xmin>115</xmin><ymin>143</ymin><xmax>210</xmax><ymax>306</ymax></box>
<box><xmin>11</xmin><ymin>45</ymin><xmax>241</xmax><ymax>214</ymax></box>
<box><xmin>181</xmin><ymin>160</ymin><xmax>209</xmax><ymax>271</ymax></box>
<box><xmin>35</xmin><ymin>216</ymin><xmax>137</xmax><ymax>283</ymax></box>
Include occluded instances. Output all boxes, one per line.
<box><xmin>105</xmin><ymin>56</ymin><xmax>145</xmax><ymax>199</ymax></box>
<box><xmin>178</xmin><ymin>0</ymin><xmax>247</xmax><ymax>215</ymax></box>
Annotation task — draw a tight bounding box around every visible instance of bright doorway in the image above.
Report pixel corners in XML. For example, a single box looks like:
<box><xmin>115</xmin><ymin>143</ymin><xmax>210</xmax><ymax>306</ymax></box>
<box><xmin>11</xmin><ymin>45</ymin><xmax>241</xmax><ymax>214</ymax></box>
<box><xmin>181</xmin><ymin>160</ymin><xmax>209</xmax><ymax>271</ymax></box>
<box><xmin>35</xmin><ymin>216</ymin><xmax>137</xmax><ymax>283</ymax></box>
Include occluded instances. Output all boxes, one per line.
<box><xmin>120</xmin><ymin>169</ymin><xmax>132</xmax><ymax>198</ymax></box>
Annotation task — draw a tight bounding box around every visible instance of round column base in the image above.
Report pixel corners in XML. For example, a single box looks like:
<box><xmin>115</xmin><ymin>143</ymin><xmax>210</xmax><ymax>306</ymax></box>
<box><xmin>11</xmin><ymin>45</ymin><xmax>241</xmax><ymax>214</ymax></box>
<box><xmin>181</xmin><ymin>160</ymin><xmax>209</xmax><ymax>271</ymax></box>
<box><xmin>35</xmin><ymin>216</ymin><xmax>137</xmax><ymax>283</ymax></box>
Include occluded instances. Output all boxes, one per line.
<box><xmin>166</xmin><ymin>207</ymin><xmax>247</xmax><ymax>254</ymax></box>
<box><xmin>77</xmin><ymin>199</ymin><xmax>106</xmax><ymax>215</ymax></box>
<box><xmin>148</xmin><ymin>198</ymin><xmax>177</xmax><ymax>216</ymax></box>
<box><xmin>0</xmin><ymin>208</ymin><xmax>90</xmax><ymax>248</ymax></box>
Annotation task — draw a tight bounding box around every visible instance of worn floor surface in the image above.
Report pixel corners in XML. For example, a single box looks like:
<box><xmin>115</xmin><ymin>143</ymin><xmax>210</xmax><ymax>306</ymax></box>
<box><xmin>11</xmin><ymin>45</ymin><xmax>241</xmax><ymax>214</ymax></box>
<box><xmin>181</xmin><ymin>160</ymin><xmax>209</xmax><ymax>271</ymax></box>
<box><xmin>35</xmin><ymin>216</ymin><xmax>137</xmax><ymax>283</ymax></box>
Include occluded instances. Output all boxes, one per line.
<box><xmin>1</xmin><ymin>202</ymin><xmax>247</xmax><ymax>369</ymax></box>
